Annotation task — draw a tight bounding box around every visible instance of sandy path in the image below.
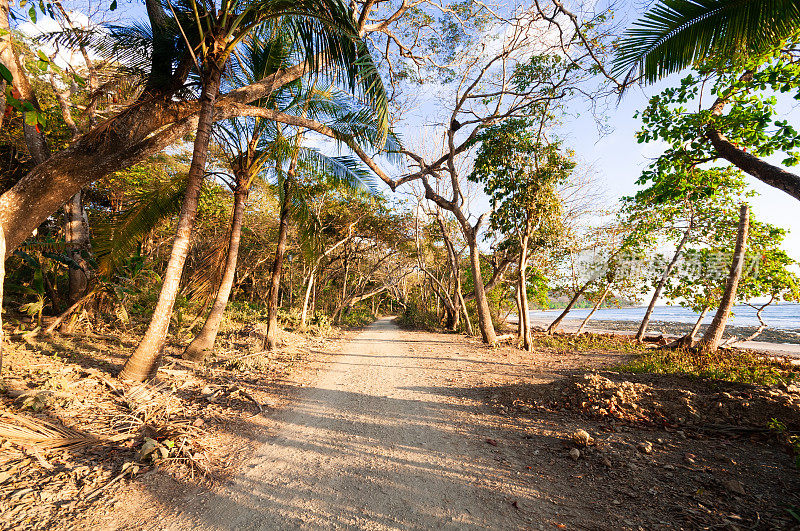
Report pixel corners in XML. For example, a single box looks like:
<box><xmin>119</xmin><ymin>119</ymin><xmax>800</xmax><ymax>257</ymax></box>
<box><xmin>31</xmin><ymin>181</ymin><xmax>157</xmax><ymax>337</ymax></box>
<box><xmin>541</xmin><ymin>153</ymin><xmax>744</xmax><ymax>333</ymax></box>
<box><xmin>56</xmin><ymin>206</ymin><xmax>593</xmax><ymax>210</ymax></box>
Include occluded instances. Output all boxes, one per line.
<box><xmin>154</xmin><ymin>318</ymin><xmax>540</xmax><ymax>530</ymax></box>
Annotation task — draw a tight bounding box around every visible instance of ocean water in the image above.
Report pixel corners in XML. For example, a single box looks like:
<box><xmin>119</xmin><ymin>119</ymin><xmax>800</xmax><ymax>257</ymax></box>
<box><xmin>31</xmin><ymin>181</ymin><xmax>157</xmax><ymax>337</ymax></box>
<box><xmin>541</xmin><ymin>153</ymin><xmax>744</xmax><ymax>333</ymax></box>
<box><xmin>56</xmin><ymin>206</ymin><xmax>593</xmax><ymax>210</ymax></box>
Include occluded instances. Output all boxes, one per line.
<box><xmin>528</xmin><ymin>303</ymin><xmax>800</xmax><ymax>331</ymax></box>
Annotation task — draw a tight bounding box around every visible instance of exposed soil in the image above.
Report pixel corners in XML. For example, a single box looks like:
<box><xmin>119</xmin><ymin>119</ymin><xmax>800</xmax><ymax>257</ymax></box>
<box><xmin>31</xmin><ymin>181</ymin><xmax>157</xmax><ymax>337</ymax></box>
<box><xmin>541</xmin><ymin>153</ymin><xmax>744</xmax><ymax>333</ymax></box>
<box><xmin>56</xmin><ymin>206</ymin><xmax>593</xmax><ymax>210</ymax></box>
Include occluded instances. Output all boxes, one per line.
<box><xmin>2</xmin><ymin>318</ymin><xmax>800</xmax><ymax>529</ymax></box>
<box><xmin>0</xmin><ymin>321</ymin><xmax>350</xmax><ymax>530</ymax></box>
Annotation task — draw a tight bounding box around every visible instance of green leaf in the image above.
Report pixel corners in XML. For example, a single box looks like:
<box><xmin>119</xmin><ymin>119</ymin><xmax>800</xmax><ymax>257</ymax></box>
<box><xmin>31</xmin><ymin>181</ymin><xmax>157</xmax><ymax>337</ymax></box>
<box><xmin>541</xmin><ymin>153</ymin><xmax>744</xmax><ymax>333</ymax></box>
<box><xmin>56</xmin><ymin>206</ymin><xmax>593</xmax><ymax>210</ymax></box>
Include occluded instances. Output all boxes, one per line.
<box><xmin>24</xmin><ymin>111</ymin><xmax>39</xmax><ymax>126</ymax></box>
<box><xmin>110</xmin><ymin>0</ymin><xmax>117</xmax><ymax>10</ymax></box>
<box><xmin>71</xmin><ymin>73</ymin><xmax>86</xmax><ymax>87</ymax></box>
<box><xmin>0</xmin><ymin>63</ymin><xmax>12</xmax><ymax>84</ymax></box>
<box><xmin>37</xmin><ymin>49</ymin><xmax>49</xmax><ymax>62</ymax></box>
<box><xmin>613</xmin><ymin>0</ymin><xmax>800</xmax><ymax>86</ymax></box>
<box><xmin>28</xmin><ymin>6</ymin><xmax>36</xmax><ymax>23</ymax></box>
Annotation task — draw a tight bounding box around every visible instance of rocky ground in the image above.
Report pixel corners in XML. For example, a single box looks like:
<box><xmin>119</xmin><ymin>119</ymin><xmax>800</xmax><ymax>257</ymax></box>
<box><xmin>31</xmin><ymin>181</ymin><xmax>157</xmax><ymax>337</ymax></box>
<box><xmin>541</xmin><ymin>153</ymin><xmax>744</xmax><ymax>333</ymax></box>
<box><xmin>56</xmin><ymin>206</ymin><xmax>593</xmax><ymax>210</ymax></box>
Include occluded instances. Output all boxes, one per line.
<box><xmin>1</xmin><ymin>320</ymin><xmax>799</xmax><ymax>529</ymax></box>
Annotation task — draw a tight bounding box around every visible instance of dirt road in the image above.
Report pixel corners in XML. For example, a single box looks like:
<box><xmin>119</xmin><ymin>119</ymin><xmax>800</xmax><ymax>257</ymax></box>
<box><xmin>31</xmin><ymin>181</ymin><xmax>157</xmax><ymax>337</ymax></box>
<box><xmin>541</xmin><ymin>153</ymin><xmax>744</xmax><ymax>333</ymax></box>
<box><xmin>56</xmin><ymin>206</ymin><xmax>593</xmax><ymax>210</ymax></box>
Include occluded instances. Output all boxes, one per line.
<box><xmin>154</xmin><ymin>317</ymin><xmax>546</xmax><ymax>530</ymax></box>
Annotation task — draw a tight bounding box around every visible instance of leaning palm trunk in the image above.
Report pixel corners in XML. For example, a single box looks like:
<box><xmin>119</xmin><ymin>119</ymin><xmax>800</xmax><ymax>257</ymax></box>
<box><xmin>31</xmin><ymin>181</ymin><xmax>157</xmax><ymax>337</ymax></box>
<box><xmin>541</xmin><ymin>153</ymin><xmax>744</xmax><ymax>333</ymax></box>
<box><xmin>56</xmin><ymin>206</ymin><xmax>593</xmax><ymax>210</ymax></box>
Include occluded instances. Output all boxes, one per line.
<box><xmin>184</xmin><ymin>181</ymin><xmax>248</xmax><ymax>362</ymax></box>
<box><xmin>119</xmin><ymin>69</ymin><xmax>222</xmax><ymax>382</ymax></box>
<box><xmin>576</xmin><ymin>283</ymin><xmax>611</xmax><ymax>334</ymax></box>
<box><xmin>698</xmin><ymin>204</ymin><xmax>750</xmax><ymax>352</ymax></box>
<box><xmin>636</xmin><ymin>215</ymin><xmax>693</xmax><ymax>341</ymax></box>
<box><xmin>264</xmin><ymin>175</ymin><xmax>294</xmax><ymax>350</ymax></box>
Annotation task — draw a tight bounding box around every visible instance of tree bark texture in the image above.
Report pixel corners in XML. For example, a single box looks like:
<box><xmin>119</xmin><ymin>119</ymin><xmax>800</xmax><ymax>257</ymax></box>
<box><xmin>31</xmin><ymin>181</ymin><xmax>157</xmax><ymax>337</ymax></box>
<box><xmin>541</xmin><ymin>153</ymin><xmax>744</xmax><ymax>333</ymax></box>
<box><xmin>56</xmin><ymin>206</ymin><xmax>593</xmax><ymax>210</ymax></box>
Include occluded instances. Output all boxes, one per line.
<box><xmin>119</xmin><ymin>69</ymin><xmax>222</xmax><ymax>382</ymax></box>
<box><xmin>468</xmin><ymin>239</ymin><xmax>497</xmax><ymax>344</ymax></box>
<box><xmin>264</xmin><ymin>176</ymin><xmax>293</xmax><ymax>350</ymax></box>
<box><xmin>64</xmin><ymin>191</ymin><xmax>91</xmax><ymax>305</ymax></box>
<box><xmin>698</xmin><ymin>204</ymin><xmax>750</xmax><ymax>352</ymax></box>
<box><xmin>184</xmin><ymin>182</ymin><xmax>248</xmax><ymax>362</ymax></box>
<box><xmin>0</xmin><ymin>62</ymin><xmax>309</xmax><ymax>256</ymax></box>
<box><xmin>517</xmin><ymin>238</ymin><xmax>532</xmax><ymax>351</ymax></box>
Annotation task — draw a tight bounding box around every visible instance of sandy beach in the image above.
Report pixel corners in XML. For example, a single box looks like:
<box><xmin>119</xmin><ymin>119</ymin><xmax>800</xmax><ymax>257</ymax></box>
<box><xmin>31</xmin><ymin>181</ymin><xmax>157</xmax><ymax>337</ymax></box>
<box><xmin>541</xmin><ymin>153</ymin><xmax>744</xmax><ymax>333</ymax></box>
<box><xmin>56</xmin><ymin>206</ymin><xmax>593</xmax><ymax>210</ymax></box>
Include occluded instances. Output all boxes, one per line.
<box><xmin>521</xmin><ymin>314</ymin><xmax>800</xmax><ymax>357</ymax></box>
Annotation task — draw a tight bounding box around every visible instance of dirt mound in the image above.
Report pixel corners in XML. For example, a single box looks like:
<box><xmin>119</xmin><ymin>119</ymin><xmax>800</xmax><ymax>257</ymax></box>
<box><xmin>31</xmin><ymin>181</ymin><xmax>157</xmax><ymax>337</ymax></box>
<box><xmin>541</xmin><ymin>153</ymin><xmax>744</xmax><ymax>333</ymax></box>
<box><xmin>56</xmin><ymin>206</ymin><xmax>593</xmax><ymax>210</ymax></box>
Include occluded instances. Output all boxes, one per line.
<box><xmin>527</xmin><ymin>372</ymin><xmax>800</xmax><ymax>430</ymax></box>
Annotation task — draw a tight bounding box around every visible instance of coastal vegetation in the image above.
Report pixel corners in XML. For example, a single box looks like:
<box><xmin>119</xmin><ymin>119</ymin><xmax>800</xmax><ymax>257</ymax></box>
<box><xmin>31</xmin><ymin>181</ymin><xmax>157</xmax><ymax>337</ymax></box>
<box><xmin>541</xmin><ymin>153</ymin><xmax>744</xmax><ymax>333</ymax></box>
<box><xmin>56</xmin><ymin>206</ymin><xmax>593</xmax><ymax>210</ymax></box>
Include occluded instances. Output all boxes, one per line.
<box><xmin>1</xmin><ymin>0</ymin><xmax>800</xmax><ymax>528</ymax></box>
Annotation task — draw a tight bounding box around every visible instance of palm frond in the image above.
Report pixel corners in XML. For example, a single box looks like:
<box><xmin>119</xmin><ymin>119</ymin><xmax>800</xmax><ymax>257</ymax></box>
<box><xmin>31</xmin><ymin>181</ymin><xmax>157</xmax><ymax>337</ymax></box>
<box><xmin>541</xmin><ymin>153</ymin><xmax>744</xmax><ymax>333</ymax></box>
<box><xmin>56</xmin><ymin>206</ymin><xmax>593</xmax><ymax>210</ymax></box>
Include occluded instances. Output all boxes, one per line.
<box><xmin>613</xmin><ymin>0</ymin><xmax>800</xmax><ymax>85</ymax></box>
<box><xmin>297</xmin><ymin>149</ymin><xmax>378</xmax><ymax>193</ymax></box>
<box><xmin>93</xmin><ymin>173</ymin><xmax>188</xmax><ymax>277</ymax></box>
<box><xmin>0</xmin><ymin>411</ymin><xmax>104</xmax><ymax>451</ymax></box>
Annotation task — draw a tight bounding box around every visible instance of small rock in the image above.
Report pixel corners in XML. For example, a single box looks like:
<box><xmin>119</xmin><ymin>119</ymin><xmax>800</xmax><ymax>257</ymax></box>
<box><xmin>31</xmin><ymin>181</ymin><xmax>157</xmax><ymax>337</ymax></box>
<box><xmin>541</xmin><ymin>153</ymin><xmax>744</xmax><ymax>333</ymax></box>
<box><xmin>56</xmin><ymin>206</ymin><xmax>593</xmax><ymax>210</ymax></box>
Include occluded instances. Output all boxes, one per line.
<box><xmin>602</xmin><ymin>457</ymin><xmax>612</xmax><ymax>467</ymax></box>
<box><xmin>637</xmin><ymin>441</ymin><xmax>653</xmax><ymax>454</ymax></box>
<box><xmin>572</xmin><ymin>429</ymin><xmax>594</xmax><ymax>447</ymax></box>
<box><xmin>723</xmin><ymin>479</ymin><xmax>746</xmax><ymax>496</ymax></box>
<box><xmin>569</xmin><ymin>448</ymin><xmax>581</xmax><ymax>461</ymax></box>
<box><xmin>663</xmin><ymin>464</ymin><xmax>675</xmax><ymax>471</ymax></box>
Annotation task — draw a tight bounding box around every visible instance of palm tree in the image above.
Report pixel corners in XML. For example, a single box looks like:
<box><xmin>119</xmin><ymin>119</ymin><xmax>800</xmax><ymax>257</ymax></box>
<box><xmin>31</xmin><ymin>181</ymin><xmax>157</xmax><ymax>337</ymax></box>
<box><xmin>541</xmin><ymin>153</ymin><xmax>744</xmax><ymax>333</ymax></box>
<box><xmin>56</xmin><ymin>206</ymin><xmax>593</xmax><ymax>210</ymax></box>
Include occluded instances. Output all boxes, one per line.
<box><xmin>613</xmin><ymin>0</ymin><xmax>800</xmax><ymax>85</ymax></box>
<box><xmin>119</xmin><ymin>0</ymin><xmax>387</xmax><ymax>382</ymax></box>
<box><xmin>182</xmin><ymin>119</ymin><xmax>261</xmax><ymax>362</ymax></box>
<box><xmin>182</xmin><ymin>24</ymin><xmax>387</xmax><ymax>359</ymax></box>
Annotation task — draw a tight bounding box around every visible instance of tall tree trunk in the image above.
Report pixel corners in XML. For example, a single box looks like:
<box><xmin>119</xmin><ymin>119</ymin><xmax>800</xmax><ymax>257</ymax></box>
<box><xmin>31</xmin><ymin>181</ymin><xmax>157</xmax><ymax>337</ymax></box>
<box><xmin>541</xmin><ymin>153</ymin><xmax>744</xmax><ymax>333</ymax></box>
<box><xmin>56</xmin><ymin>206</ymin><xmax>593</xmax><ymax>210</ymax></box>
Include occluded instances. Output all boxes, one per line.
<box><xmin>299</xmin><ymin>225</ymin><xmax>356</xmax><ymax>328</ymax></box>
<box><xmin>515</xmin><ymin>283</ymin><xmax>523</xmax><ymax>341</ymax></box>
<box><xmin>119</xmin><ymin>68</ymin><xmax>222</xmax><ymax>382</ymax></box>
<box><xmin>547</xmin><ymin>278</ymin><xmax>592</xmax><ymax>334</ymax></box>
<box><xmin>636</xmin><ymin>217</ymin><xmax>693</xmax><ymax>341</ymax></box>
<box><xmin>64</xmin><ymin>191</ymin><xmax>91</xmax><ymax>305</ymax></box>
<box><xmin>264</xmin><ymin>176</ymin><xmax>294</xmax><ymax>350</ymax></box>
<box><xmin>457</xmin><ymin>281</ymin><xmax>473</xmax><ymax>336</ymax></box>
<box><xmin>449</xmin><ymin>282</ymin><xmax>461</xmax><ymax>332</ymax></box>
<box><xmin>48</xmin><ymin>68</ymin><xmax>92</xmax><ymax>307</ymax></box>
<box><xmin>183</xmin><ymin>182</ymin><xmax>248</xmax><ymax>362</ymax></box>
<box><xmin>301</xmin><ymin>271</ymin><xmax>314</xmax><ymax>328</ymax></box>
<box><xmin>688</xmin><ymin>305</ymin><xmax>710</xmax><ymax>342</ymax></box>
<box><xmin>518</xmin><ymin>239</ymin><xmax>532</xmax><ymax>351</ymax></box>
<box><xmin>467</xmin><ymin>238</ymin><xmax>496</xmax><ymax>344</ymax></box>
<box><xmin>698</xmin><ymin>204</ymin><xmax>750</xmax><ymax>352</ymax></box>
<box><xmin>0</xmin><ymin>0</ymin><xmax>49</xmax><ymax>165</ymax></box>
<box><xmin>576</xmin><ymin>283</ymin><xmax>611</xmax><ymax>334</ymax></box>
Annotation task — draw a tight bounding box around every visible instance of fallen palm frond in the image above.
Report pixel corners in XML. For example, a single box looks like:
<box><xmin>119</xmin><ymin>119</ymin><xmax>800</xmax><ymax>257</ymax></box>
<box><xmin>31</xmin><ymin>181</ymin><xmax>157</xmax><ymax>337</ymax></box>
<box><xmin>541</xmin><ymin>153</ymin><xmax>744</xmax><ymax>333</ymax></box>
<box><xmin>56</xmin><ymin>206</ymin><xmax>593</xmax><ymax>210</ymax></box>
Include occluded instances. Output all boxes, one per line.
<box><xmin>0</xmin><ymin>411</ymin><xmax>132</xmax><ymax>451</ymax></box>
